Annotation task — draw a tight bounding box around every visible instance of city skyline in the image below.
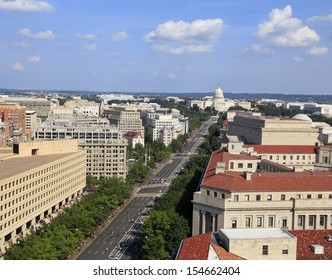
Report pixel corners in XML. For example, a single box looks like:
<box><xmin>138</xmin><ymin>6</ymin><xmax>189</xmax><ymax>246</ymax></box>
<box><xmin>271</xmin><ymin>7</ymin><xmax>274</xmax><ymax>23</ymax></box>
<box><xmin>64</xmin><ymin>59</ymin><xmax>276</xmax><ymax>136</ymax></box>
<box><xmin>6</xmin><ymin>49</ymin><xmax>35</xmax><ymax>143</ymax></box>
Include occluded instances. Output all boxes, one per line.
<box><xmin>0</xmin><ymin>0</ymin><xmax>332</xmax><ymax>95</ymax></box>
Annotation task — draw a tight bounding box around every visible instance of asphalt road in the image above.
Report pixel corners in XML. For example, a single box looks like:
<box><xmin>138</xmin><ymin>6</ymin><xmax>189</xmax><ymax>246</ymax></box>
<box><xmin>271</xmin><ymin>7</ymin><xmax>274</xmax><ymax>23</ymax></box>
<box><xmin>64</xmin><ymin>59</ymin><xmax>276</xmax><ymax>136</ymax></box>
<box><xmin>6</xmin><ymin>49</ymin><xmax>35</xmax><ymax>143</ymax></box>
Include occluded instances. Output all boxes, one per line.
<box><xmin>75</xmin><ymin>116</ymin><xmax>216</xmax><ymax>260</ymax></box>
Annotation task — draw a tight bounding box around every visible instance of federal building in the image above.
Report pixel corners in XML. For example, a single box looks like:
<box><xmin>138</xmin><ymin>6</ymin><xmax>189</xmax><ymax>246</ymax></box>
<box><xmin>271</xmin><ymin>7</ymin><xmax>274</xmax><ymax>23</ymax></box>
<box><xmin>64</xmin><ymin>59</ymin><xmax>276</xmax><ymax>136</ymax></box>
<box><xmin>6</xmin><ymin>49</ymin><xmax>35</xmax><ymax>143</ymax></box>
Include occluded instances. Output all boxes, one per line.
<box><xmin>0</xmin><ymin>139</ymin><xmax>86</xmax><ymax>255</ymax></box>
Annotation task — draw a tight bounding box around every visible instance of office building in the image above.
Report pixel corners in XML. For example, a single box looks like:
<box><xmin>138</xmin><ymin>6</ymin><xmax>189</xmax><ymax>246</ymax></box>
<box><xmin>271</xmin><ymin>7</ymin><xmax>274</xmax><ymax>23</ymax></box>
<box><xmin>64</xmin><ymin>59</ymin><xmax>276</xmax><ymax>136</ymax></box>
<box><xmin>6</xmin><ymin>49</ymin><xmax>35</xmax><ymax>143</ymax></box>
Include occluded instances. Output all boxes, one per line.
<box><xmin>0</xmin><ymin>139</ymin><xmax>86</xmax><ymax>255</ymax></box>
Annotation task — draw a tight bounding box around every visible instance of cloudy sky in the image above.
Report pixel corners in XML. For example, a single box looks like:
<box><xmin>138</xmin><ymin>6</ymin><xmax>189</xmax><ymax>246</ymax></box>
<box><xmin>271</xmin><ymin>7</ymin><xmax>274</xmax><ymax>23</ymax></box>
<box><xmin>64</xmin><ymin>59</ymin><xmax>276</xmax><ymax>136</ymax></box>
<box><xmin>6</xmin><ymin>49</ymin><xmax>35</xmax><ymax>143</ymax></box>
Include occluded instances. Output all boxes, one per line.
<box><xmin>0</xmin><ymin>0</ymin><xmax>331</xmax><ymax>95</ymax></box>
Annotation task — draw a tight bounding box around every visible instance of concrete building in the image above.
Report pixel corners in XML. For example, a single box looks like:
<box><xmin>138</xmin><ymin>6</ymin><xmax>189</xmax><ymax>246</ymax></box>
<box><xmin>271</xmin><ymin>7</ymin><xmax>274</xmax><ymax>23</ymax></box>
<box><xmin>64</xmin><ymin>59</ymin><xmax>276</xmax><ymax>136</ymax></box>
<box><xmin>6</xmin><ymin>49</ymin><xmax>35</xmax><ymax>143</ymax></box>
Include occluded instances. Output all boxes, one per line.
<box><xmin>25</xmin><ymin>110</ymin><xmax>39</xmax><ymax>139</ymax></box>
<box><xmin>192</xmin><ymin>149</ymin><xmax>332</xmax><ymax>236</ymax></box>
<box><xmin>0</xmin><ymin>139</ymin><xmax>86</xmax><ymax>255</ymax></box>
<box><xmin>35</xmin><ymin>120</ymin><xmax>127</xmax><ymax>179</ymax></box>
<box><xmin>147</xmin><ymin>114</ymin><xmax>185</xmax><ymax>146</ymax></box>
<box><xmin>105</xmin><ymin>105</ymin><xmax>144</xmax><ymax>137</ymax></box>
<box><xmin>315</xmin><ymin>145</ymin><xmax>332</xmax><ymax>171</ymax></box>
<box><xmin>0</xmin><ymin>97</ymin><xmax>54</xmax><ymax>117</ymax></box>
<box><xmin>228</xmin><ymin>114</ymin><xmax>319</xmax><ymax>145</ymax></box>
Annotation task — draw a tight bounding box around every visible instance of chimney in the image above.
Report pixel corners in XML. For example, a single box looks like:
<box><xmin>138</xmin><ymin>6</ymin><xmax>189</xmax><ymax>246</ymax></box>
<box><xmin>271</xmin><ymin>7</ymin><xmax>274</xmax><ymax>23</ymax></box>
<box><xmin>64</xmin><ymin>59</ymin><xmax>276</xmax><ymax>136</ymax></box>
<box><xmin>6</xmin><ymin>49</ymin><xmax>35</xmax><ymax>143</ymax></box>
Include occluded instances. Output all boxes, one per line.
<box><xmin>243</xmin><ymin>171</ymin><xmax>252</xmax><ymax>180</ymax></box>
<box><xmin>215</xmin><ymin>162</ymin><xmax>225</xmax><ymax>174</ymax></box>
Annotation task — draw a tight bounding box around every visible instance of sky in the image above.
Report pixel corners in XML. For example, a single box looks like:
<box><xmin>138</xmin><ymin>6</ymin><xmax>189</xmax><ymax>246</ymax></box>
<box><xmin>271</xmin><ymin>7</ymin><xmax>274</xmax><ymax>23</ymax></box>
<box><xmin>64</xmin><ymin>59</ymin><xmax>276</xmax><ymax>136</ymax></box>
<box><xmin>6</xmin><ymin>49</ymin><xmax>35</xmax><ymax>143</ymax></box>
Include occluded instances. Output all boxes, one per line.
<box><xmin>0</xmin><ymin>0</ymin><xmax>332</xmax><ymax>95</ymax></box>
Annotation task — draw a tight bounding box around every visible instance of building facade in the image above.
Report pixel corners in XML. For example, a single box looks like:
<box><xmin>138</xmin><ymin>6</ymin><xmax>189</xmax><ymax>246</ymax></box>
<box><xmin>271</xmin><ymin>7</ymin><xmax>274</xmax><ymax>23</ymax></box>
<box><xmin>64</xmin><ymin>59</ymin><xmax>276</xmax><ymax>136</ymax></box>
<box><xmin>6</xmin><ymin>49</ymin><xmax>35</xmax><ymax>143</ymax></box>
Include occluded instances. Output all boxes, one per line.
<box><xmin>192</xmin><ymin>150</ymin><xmax>332</xmax><ymax>236</ymax></box>
<box><xmin>35</xmin><ymin>121</ymin><xmax>127</xmax><ymax>179</ymax></box>
<box><xmin>228</xmin><ymin>115</ymin><xmax>319</xmax><ymax>145</ymax></box>
<box><xmin>0</xmin><ymin>139</ymin><xmax>86</xmax><ymax>255</ymax></box>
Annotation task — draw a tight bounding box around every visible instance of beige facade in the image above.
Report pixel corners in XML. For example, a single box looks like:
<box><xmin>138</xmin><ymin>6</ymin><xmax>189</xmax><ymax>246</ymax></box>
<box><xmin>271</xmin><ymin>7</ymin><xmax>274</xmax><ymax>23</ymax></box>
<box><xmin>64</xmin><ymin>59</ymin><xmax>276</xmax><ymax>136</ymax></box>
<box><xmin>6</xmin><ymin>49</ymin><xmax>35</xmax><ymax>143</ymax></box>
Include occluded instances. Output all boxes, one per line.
<box><xmin>192</xmin><ymin>150</ymin><xmax>332</xmax><ymax>236</ymax></box>
<box><xmin>228</xmin><ymin>115</ymin><xmax>319</xmax><ymax>145</ymax></box>
<box><xmin>107</xmin><ymin>106</ymin><xmax>144</xmax><ymax>136</ymax></box>
<box><xmin>147</xmin><ymin>114</ymin><xmax>185</xmax><ymax>146</ymax></box>
<box><xmin>0</xmin><ymin>139</ymin><xmax>86</xmax><ymax>255</ymax></box>
<box><xmin>218</xmin><ymin>228</ymin><xmax>297</xmax><ymax>260</ymax></box>
<box><xmin>35</xmin><ymin>124</ymin><xmax>127</xmax><ymax>179</ymax></box>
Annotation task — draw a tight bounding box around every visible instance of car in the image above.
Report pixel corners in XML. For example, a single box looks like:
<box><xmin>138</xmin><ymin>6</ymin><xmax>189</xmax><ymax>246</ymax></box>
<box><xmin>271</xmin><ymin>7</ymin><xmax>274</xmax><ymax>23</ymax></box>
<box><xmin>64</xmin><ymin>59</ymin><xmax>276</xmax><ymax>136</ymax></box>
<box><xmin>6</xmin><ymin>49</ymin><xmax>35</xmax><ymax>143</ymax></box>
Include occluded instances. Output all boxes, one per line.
<box><xmin>106</xmin><ymin>255</ymin><xmax>119</xmax><ymax>260</ymax></box>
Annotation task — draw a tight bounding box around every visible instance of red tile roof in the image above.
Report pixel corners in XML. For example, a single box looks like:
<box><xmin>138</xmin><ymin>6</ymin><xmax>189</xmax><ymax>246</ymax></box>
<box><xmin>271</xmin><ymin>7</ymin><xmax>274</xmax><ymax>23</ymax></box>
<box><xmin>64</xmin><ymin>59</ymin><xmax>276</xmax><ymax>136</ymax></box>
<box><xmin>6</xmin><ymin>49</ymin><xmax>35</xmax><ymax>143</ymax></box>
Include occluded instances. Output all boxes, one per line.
<box><xmin>289</xmin><ymin>230</ymin><xmax>332</xmax><ymax>260</ymax></box>
<box><xmin>123</xmin><ymin>131</ymin><xmax>143</xmax><ymax>138</ymax></box>
<box><xmin>204</xmin><ymin>150</ymin><xmax>259</xmax><ymax>176</ymax></box>
<box><xmin>248</xmin><ymin>145</ymin><xmax>316</xmax><ymax>154</ymax></box>
<box><xmin>177</xmin><ymin>232</ymin><xmax>245</xmax><ymax>260</ymax></box>
<box><xmin>202</xmin><ymin>150</ymin><xmax>332</xmax><ymax>192</ymax></box>
<box><xmin>177</xmin><ymin>233</ymin><xmax>211</xmax><ymax>260</ymax></box>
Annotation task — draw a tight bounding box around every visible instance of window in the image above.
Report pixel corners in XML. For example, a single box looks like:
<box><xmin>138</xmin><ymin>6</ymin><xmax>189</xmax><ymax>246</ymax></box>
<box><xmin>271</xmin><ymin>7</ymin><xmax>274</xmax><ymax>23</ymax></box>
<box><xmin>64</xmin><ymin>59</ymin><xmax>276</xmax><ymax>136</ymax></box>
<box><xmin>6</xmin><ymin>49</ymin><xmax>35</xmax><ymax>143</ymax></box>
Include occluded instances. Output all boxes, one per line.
<box><xmin>257</xmin><ymin>217</ymin><xmax>263</xmax><ymax>227</ymax></box>
<box><xmin>320</xmin><ymin>215</ymin><xmax>326</xmax><ymax>227</ymax></box>
<box><xmin>281</xmin><ymin>194</ymin><xmax>286</xmax><ymax>201</ymax></box>
<box><xmin>282</xmin><ymin>219</ymin><xmax>288</xmax><ymax>228</ymax></box>
<box><xmin>245</xmin><ymin>195</ymin><xmax>249</xmax><ymax>201</ymax></box>
<box><xmin>296</xmin><ymin>194</ymin><xmax>301</xmax><ymax>199</ymax></box>
<box><xmin>234</xmin><ymin>195</ymin><xmax>239</xmax><ymax>202</ymax></box>
<box><xmin>262</xmin><ymin>245</ymin><xmax>268</xmax><ymax>256</ymax></box>
<box><xmin>307</xmin><ymin>194</ymin><xmax>312</xmax><ymax>199</ymax></box>
<box><xmin>309</xmin><ymin>215</ymin><xmax>315</xmax><ymax>227</ymax></box>
<box><xmin>214</xmin><ymin>192</ymin><xmax>218</xmax><ymax>198</ymax></box>
<box><xmin>247</xmin><ymin>163</ymin><xmax>253</xmax><ymax>168</ymax></box>
<box><xmin>221</xmin><ymin>193</ymin><xmax>225</xmax><ymax>199</ymax></box>
<box><xmin>267</xmin><ymin>194</ymin><xmax>272</xmax><ymax>201</ymax></box>
<box><xmin>269</xmin><ymin>155</ymin><xmax>273</xmax><ymax>160</ymax></box>
<box><xmin>238</xmin><ymin>163</ymin><xmax>243</xmax><ymax>169</ymax></box>
<box><xmin>282</xmin><ymin>245</ymin><xmax>289</xmax><ymax>255</ymax></box>
<box><xmin>206</xmin><ymin>190</ymin><xmax>210</xmax><ymax>196</ymax></box>
<box><xmin>276</xmin><ymin>155</ymin><xmax>279</xmax><ymax>160</ymax></box>
<box><xmin>298</xmin><ymin>215</ymin><xmax>305</xmax><ymax>227</ymax></box>
<box><xmin>290</xmin><ymin>155</ymin><xmax>293</xmax><ymax>160</ymax></box>
<box><xmin>245</xmin><ymin>217</ymin><xmax>251</xmax><ymax>228</ymax></box>
<box><xmin>268</xmin><ymin>217</ymin><xmax>274</xmax><ymax>227</ymax></box>
<box><xmin>256</xmin><ymin>195</ymin><xmax>261</xmax><ymax>201</ymax></box>
<box><xmin>329</xmin><ymin>194</ymin><xmax>332</xmax><ymax>199</ymax></box>
<box><xmin>231</xmin><ymin>220</ymin><xmax>237</xmax><ymax>228</ymax></box>
<box><xmin>283</xmin><ymin>155</ymin><xmax>286</xmax><ymax>160</ymax></box>
<box><xmin>318</xmin><ymin>194</ymin><xmax>323</xmax><ymax>199</ymax></box>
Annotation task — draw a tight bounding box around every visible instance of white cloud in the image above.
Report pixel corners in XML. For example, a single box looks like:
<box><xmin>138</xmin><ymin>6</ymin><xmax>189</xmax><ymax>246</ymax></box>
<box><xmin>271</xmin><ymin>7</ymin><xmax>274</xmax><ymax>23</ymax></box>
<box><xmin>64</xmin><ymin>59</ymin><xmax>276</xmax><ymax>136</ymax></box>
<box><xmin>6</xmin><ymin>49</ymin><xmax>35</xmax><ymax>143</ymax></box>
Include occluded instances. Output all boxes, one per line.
<box><xmin>307</xmin><ymin>14</ymin><xmax>332</xmax><ymax>23</ymax></box>
<box><xmin>168</xmin><ymin>73</ymin><xmax>176</xmax><ymax>79</ymax></box>
<box><xmin>14</xmin><ymin>41</ymin><xmax>32</xmax><ymax>48</ymax></box>
<box><xmin>27</xmin><ymin>55</ymin><xmax>40</xmax><ymax>62</ymax></box>
<box><xmin>75</xmin><ymin>33</ymin><xmax>96</xmax><ymax>40</ymax></box>
<box><xmin>256</xmin><ymin>5</ymin><xmax>319</xmax><ymax>48</ymax></box>
<box><xmin>306</xmin><ymin>46</ymin><xmax>328</xmax><ymax>56</ymax></box>
<box><xmin>0</xmin><ymin>0</ymin><xmax>53</xmax><ymax>12</ymax></box>
<box><xmin>244</xmin><ymin>43</ymin><xmax>275</xmax><ymax>56</ymax></box>
<box><xmin>18</xmin><ymin>28</ymin><xmax>55</xmax><ymax>40</ymax></box>
<box><xmin>11</xmin><ymin>61</ymin><xmax>24</xmax><ymax>71</ymax></box>
<box><xmin>112</xmin><ymin>31</ymin><xmax>129</xmax><ymax>42</ymax></box>
<box><xmin>83</xmin><ymin>43</ymin><xmax>96</xmax><ymax>51</ymax></box>
<box><xmin>144</xmin><ymin>18</ymin><xmax>223</xmax><ymax>55</ymax></box>
<box><xmin>293</xmin><ymin>56</ymin><xmax>304</xmax><ymax>62</ymax></box>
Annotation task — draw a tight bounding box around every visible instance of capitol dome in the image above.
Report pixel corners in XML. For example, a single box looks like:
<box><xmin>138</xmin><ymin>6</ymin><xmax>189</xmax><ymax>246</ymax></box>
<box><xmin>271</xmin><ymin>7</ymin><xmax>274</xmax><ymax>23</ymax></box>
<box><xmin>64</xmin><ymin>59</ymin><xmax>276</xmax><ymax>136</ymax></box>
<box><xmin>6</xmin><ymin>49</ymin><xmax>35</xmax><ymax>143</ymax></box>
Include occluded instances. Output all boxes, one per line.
<box><xmin>214</xmin><ymin>84</ymin><xmax>224</xmax><ymax>98</ymax></box>
<box><xmin>292</xmin><ymin>114</ymin><xmax>312</xmax><ymax>122</ymax></box>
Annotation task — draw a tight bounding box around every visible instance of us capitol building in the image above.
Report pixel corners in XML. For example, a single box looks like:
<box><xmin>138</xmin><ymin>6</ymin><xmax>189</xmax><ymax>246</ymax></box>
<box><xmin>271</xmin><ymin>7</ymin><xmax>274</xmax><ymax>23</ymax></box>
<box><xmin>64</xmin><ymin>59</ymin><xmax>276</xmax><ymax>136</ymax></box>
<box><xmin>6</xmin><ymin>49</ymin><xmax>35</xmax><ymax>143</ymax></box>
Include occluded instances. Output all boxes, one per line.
<box><xmin>187</xmin><ymin>84</ymin><xmax>251</xmax><ymax>112</ymax></box>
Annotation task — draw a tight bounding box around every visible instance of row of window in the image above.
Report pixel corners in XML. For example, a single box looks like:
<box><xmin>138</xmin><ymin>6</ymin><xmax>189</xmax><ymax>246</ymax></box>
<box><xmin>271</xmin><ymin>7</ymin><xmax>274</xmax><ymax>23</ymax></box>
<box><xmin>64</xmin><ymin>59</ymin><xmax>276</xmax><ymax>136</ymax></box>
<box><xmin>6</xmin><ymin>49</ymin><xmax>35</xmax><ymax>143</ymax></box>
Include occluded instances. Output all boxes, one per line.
<box><xmin>269</xmin><ymin>155</ymin><xmax>313</xmax><ymax>161</ymax></box>
<box><xmin>205</xmin><ymin>189</ymin><xmax>332</xmax><ymax>201</ymax></box>
<box><xmin>0</xmin><ymin>155</ymin><xmax>84</xmax><ymax>192</ymax></box>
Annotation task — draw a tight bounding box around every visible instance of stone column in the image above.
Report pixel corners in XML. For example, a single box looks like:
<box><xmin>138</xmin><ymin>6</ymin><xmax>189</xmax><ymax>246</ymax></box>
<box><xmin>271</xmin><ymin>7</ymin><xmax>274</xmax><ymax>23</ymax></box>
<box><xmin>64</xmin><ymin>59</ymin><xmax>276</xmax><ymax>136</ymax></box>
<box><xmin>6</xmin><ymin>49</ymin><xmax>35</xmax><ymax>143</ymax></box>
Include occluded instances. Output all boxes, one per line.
<box><xmin>201</xmin><ymin>211</ymin><xmax>206</xmax><ymax>234</ymax></box>
<box><xmin>211</xmin><ymin>214</ymin><xmax>216</xmax><ymax>232</ymax></box>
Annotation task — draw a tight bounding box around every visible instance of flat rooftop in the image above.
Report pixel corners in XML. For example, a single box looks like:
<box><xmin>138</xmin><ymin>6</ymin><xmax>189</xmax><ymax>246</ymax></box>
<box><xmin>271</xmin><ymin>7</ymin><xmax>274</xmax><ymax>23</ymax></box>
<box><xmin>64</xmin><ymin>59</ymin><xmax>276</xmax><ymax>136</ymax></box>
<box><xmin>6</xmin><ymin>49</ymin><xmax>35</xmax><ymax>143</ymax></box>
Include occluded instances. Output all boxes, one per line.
<box><xmin>0</xmin><ymin>153</ymin><xmax>77</xmax><ymax>181</ymax></box>
<box><xmin>220</xmin><ymin>228</ymin><xmax>295</xmax><ymax>239</ymax></box>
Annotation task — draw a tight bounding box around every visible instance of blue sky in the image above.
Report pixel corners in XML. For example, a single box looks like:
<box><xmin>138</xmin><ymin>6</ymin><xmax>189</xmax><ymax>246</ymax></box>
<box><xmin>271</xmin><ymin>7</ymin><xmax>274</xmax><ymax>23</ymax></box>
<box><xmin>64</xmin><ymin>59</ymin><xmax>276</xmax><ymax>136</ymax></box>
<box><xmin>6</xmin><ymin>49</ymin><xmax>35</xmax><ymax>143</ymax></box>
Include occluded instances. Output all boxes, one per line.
<box><xmin>0</xmin><ymin>0</ymin><xmax>331</xmax><ymax>95</ymax></box>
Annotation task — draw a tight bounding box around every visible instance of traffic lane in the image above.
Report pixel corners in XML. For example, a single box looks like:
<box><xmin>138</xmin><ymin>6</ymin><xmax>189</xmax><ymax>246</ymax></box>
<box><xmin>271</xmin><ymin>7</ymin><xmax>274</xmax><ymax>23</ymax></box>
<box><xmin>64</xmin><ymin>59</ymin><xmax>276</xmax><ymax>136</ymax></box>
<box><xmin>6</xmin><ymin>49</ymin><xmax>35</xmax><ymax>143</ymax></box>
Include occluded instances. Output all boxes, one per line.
<box><xmin>76</xmin><ymin>197</ymin><xmax>151</xmax><ymax>260</ymax></box>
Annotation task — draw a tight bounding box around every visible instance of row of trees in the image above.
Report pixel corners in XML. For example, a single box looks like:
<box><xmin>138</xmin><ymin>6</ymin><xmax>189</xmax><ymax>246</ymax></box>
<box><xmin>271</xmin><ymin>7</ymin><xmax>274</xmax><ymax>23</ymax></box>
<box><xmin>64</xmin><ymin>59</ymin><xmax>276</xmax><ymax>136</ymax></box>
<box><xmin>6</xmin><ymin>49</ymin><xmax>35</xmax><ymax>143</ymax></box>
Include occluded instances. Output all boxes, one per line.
<box><xmin>140</xmin><ymin>153</ymin><xmax>209</xmax><ymax>259</ymax></box>
<box><xmin>4</xmin><ymin>177</ymin><xmax>132</xmax><ymax>260</ymax></box>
